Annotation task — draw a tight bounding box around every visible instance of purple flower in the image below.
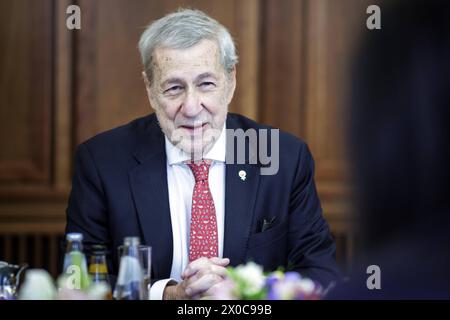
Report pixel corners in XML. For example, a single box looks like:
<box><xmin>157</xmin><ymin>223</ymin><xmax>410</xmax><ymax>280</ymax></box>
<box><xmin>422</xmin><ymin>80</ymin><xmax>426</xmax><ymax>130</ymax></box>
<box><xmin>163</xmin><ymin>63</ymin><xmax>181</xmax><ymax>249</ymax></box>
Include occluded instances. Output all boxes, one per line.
<box><xmin>267</xmin><ymin>287</ymin><xmax>281</xmax><ymax>300</ymax></box>
<box><xmin>284</xmin><ymin>272</ymin><xmax>302</xmax><ymax>282</ymax></box>
<box><xmin>265</xmin><ymin>274</ymin><xmax>281</xmax><ymax>287</ymax></box>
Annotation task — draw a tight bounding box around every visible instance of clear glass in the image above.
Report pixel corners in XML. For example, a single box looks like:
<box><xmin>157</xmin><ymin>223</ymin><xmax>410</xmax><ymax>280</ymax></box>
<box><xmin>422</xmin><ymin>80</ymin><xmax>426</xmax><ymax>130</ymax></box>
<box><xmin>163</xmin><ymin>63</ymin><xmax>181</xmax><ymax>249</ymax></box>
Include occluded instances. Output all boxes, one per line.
<box><xmin>113</xmin><ymin>237</ymin><xmax>146</xmax><ymax>300</ymax></box>
<box><xmin>117</xmin><ymin>244</ymin><xmax>152</xmax><ymax>299</ymax></box>
<box><xmin>0</xmin><ymin>262</ymin><xmax>27</xmax><ymax>300</ymax></box>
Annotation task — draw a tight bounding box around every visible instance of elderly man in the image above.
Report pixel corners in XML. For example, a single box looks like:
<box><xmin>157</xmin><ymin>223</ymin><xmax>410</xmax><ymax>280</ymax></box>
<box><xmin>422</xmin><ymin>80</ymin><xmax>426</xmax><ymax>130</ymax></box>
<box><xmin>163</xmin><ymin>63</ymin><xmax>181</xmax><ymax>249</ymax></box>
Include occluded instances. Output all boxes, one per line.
<box><xmin>66</xmin><ymin>9</ymin><xmax>340</xmax><ymax>300</ymax></box>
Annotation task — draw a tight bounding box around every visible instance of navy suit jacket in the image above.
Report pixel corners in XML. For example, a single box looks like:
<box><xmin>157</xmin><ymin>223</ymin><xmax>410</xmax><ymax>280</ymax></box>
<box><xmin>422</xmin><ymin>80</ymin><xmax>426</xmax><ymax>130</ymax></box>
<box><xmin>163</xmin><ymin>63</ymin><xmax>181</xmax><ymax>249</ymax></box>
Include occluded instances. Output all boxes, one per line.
<box><xmin>66</xmin><ymin>113</ymin><xmax>340</xmax><ymax>287</ymax></box>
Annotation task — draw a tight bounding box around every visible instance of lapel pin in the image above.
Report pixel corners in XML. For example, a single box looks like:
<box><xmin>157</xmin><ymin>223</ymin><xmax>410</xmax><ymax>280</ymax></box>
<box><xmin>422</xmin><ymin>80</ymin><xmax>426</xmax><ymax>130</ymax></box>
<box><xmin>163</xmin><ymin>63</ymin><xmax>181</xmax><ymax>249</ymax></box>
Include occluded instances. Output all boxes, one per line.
<box><xmin>238</xmin><ymin>170</ymin><xmax>247</xmax><ymax>181</ymax></box>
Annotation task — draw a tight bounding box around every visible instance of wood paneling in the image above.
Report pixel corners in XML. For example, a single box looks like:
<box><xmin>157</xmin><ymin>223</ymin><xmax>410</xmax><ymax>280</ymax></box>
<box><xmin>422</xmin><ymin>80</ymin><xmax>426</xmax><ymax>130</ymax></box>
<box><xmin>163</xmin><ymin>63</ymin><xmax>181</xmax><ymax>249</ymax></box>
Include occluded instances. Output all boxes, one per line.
<box><xmin>260</xmin><ymin>0</ymin><xmax>306</xmax><ymax>137</ymax></box>
<box><xmin>258</xmin><ymin>0</ymin><xmax>365</xmax><ymax>228</ymax></box>
<box><xmin>0</xmin><ymin>0</ymin><xmax>370</xmax><ymax>271</ymax></box>
<box><xmin>54</xmin><ymin>0</ymin><xmax>74</xmax><ymax>190</ymax></box>
<box><xmin>0</xmin><ymin>0</ymin><xmax>54</xmax><ymax>184</ymax></box>
<box><xmin>0</xmin><ymin>0</ymin><xmax>69</xmax><ymax>274</ymax></box>
<box><xmin>230</xmin><ymin>0</ymin><xmax>260</xmax><ymax>120</ymax></box>
<box><xmin>304</xmin><ymin>0</ymin><xmax>370</xmax><ymax>183</ymax></box>
<box><xmin>0</xmin><ymin>232</ymin><xmax>64</xmax><ymax>276</ymax></box>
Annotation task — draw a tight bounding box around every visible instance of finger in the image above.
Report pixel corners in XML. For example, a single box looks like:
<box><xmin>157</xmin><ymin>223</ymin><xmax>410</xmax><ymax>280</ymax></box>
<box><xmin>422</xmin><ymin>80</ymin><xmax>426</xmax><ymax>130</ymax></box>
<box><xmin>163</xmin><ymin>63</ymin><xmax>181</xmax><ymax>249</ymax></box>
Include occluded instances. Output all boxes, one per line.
<box><xmin>185</xmin><ymin>273</ymin><xmax>224</xmax><ymax>297</ymax></box>
<box><xmin>182</xmin><ymin>257</ymin><xmax>229</xmax><ymax>279</ymax></box>
<box><xmin>210</xmin><ymin>257</ymin><xmax>230</xmax><ymax>266</ymax></box>
<box><xmin>182</xmin><ymin>257</ymin><xmax>209</xmax><ymax>279</ymax></box>
<box><xmin>196</xmin><ymin>264</ymin><xmax>229</xmax><ymax>279</ymax></box>
<box><xmin>182</xmin><ymin>257</ymin><xmax>230</xmax><ymax>280</ymax></box>
<box><xmin>184</xmin><ymin>263</ymin><xmax>229</xmax><ymax>283</ymax></box>
<box><xmin>199</xmin><ymin>282</ymin><xmax>227</xmax><ymax>300</ymax></box>
<box><xmin>186</xmin><ymin>273</ymin><xmax>223</xmax><ymax>297</ymax></box>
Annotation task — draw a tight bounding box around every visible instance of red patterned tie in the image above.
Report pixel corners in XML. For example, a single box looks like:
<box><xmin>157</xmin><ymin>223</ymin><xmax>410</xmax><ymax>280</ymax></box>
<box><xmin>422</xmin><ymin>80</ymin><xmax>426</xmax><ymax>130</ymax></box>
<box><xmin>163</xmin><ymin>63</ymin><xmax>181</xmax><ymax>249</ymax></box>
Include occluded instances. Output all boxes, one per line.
<box><xmin>187</xmin><ymin>160</ymin><xmax>218</xmax><ymax>262</ymax></box>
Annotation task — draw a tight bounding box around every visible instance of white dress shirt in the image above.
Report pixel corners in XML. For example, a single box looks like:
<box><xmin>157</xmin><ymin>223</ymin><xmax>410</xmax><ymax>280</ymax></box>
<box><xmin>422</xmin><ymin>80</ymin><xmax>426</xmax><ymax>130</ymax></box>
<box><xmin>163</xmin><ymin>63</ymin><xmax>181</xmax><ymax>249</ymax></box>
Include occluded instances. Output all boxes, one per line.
<box><xmin>149</xmin><ymin>125</ymin><xmax>226</xmax><ymax>300</ymax></box>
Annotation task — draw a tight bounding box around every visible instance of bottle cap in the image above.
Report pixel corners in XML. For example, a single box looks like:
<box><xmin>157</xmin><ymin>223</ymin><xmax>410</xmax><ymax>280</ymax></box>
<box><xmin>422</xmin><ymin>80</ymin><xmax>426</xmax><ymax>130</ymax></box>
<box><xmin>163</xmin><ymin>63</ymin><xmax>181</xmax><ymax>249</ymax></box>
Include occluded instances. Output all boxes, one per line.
<box><xmin>123</xmin><ymin>237</ymin><xmax>140</xmax><ymax>246</ymax></box>
<box><xmin>91</xmin><ymin>244</ymin><xmax>107</xmax><ymax>255</ymax></box>
<box><xmin>66</xmin><ymin>233</ymin><xmax>83</xmax><ymax>241</ymax></box>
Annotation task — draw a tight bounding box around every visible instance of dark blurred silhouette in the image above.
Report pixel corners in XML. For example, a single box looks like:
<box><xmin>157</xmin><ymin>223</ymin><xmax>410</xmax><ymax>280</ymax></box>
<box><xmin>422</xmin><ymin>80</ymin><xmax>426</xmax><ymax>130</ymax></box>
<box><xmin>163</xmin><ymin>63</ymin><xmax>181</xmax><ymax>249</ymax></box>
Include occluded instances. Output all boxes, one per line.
<box><xmin>331</xmin><ymin>0</ymin><xmax>450</xmax><ymax>299</ymax></box>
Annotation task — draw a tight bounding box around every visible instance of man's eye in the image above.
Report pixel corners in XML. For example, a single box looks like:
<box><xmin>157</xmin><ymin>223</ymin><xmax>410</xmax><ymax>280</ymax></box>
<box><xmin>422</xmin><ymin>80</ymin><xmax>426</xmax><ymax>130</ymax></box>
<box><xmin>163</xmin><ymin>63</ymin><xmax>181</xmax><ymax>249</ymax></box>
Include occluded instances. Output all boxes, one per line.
<box><xmin>200</xmin><ymin>82</ymin><xmax>215</xmax><ymax>88</ymax></box>
<box><xmin>165</xmin><ymin>86</ymin><xmax>183</xmax><ymax>94</ymax></box>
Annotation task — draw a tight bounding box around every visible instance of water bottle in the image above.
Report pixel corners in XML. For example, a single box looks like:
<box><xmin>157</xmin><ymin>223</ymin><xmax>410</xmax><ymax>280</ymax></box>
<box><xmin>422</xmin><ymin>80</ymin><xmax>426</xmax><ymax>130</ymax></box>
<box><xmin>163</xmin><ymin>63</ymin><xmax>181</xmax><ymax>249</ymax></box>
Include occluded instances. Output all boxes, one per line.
<box><xmin>62</xmin><ymin>233</ymin><xmax>91</xmax><ymax>290</ymax></box>
<box><xmin>88</xmin><ymin>244</ymin><xmax>112</xmax><ymax>299</ymax></box>
<box><xmin>113</xmin><ymin>237</ymin><xmax>145</xmax><ymax>300</ymax></box>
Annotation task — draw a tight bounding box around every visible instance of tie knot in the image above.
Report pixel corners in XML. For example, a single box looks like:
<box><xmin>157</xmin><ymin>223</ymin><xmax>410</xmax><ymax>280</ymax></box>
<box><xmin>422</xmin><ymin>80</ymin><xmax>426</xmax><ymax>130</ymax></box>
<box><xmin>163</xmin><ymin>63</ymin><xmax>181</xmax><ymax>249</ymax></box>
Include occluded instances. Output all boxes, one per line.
<box><xmin>188</xmin><ymin>160</ymin><xmax>211</xmax><ymax>182</ymax></box>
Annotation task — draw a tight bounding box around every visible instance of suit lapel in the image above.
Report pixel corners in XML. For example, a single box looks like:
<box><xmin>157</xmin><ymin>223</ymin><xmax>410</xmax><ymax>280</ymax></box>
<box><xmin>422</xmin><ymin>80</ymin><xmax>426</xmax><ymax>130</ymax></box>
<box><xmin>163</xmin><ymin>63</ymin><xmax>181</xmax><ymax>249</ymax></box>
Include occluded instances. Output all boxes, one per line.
<box><xmin>128</xmin><ymin>114</ymin><xmax>262</xmax><ymax>275</ymax></box>
<box><xmin>223</xmin><ymin>163</ymin><xmax>260</xmax><ymax>266</ymax></box>
<box><xmin>223</xmin><ymin>116</ymin><xmax>261</xmax><ymax>266</ymax></box>
<box><xmin>129</xmin><ymin>119</ymin><xmax>173</xmax><ymax>280</ymax></box>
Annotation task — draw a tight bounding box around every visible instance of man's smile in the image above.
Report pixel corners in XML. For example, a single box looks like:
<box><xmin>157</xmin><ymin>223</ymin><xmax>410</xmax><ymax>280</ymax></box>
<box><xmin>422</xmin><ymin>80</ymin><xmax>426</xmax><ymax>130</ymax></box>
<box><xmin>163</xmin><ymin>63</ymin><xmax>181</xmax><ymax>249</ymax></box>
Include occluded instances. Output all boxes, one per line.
<box><xmin>179</xmin><ymin>123</ymin><xmax>209</xmax><ymax>135</ymax></box>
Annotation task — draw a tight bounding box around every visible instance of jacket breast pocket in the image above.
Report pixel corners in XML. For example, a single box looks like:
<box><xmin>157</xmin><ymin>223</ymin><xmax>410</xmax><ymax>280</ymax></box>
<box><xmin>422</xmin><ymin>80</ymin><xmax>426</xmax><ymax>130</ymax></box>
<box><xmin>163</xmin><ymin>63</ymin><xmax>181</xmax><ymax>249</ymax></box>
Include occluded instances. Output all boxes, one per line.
<box><xmin>247</xmin><ymin>219</ymin><xmax>288</xmax><ymax>249</ymax></box>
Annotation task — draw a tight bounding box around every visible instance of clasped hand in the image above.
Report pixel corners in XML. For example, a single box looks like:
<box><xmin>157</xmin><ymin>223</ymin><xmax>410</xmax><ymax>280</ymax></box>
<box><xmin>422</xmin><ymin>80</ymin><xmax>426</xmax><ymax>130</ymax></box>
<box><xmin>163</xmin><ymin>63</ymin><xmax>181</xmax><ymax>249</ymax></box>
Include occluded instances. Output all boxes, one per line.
<box><xmin>163</xmin><ymin>257</ymin><xmax>230</xmax><ymax>300</ymax></box>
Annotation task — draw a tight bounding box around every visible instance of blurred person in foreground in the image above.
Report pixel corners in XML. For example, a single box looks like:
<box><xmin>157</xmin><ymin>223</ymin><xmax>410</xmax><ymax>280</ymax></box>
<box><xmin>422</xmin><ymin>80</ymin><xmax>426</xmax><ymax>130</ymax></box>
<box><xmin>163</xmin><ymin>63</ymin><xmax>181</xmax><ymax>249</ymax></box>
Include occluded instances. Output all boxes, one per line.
<box><xmin>331</xmin><ymin>0</ymin><xmax>450</xmax><ymax>299</ymax></box>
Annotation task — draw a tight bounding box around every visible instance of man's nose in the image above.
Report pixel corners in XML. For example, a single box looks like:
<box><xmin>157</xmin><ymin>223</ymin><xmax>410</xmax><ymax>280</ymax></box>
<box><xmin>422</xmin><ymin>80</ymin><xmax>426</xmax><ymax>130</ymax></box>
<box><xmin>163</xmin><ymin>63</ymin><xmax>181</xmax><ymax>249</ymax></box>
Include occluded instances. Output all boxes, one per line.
<box><xmin>180</xmin><ymin>89</ymin><xmax>203</xmax><ymax>117</ymax></box>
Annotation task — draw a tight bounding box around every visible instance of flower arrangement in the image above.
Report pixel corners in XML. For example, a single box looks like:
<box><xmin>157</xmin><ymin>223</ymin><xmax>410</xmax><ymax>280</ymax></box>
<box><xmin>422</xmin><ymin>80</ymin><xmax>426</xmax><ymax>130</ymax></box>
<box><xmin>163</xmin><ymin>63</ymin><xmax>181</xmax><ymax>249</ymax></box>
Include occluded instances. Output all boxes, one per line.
<box><xmin>211</xmin><ymin>262</ymin><xmax>323</xmax><ymax>300</ymax></box>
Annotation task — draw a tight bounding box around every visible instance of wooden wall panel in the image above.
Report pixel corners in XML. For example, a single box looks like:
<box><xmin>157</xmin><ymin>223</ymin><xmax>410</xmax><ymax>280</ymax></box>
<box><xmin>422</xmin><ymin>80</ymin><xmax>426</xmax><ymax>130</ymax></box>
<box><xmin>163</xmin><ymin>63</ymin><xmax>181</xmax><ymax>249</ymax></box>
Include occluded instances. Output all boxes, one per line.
<box><xmin>0</xmin><ymin>0</ymin><xmax>374</xmax><ymax>271</ymax></box>
<box><xmin>257</xmin><ymin>1</ymin><xmax>390</xmax><ymax>251</ymax></box>
<box><xmin>303</xmin><ymin>0</ymin><xmax>359</xmax><ymax>225</ymax></box>
<box><xmin>260</xmin><ymin>0</ymin><xmax>306</xmax><ymax>137</ymax></box>
<box><xmin>54</xmin><ymin>0</ymin><xmax>74</xmax><ymax>191</ymax></box>
<box><xmin>304</xmin><ymin>0</ymin><xmax>371</xmax><ymax>181</ymax></box>
<box><xmin>303</xmin><ymin>0</ymin><xmax>384</xmax><ymax>228</ymax></box>
<box><xmin>0</xmin><ymin>0</ymin><xmax>53</xmax><ymax>184</ymax></box>
<box><xmin>0</xmin><ymin>0</ymin><xmax>71</xmax><ymax>274</ymax></box>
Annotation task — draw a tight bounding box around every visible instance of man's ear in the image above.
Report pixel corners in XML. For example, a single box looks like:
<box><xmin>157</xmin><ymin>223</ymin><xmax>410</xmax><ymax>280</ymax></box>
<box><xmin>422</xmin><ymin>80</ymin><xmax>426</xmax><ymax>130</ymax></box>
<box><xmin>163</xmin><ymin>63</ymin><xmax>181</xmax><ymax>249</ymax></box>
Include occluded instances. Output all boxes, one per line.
<box><xmin>142</xmin><ymin>71</ymin><xmax>156</xmax><ymax>110</ymax></box>
<box><xmin>226</xmin><ymin>66</ymin><xmax>237</xmax><ymax>105</ymax></box>
<box><xmin>142</xmin><ymin>71</ymin><xmax>151</xmax><ymax>90</ymax></box>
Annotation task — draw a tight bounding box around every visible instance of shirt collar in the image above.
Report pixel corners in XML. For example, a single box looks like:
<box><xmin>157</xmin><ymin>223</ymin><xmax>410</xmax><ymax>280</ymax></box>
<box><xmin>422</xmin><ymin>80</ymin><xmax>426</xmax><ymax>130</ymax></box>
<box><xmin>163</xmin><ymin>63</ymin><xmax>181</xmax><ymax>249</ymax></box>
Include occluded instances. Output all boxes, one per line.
<box><xmin>164</xmin><ymin>124</ymin><xmax>226</xmax><ymax>165</ymax></box>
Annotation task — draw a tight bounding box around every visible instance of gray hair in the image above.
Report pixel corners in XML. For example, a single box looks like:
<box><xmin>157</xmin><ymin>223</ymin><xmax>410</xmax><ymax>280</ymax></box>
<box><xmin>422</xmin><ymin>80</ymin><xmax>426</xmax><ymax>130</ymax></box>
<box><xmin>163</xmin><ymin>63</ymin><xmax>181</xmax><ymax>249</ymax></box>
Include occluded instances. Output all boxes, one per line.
<box><xmin>138</xmin><ymin>9</ymin><xmax>238</xmax><ymax>83</ymax></box>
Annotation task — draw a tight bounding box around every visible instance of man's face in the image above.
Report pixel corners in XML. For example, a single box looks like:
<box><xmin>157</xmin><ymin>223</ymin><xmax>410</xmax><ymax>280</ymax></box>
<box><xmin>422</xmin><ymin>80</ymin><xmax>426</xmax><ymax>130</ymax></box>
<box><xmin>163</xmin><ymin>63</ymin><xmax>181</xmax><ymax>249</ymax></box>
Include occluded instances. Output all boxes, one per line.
<box><xmin>144</xmin><ymin>39</ymin><xmax>236</xmax><ymax>156</ymax></box>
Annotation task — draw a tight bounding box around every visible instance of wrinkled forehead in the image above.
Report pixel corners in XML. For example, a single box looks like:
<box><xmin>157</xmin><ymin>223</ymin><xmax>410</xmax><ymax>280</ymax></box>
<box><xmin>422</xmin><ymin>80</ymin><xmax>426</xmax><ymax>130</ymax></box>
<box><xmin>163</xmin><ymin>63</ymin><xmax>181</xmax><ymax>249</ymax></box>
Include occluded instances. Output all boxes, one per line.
<box><xmin>152</xmin><ymin>39</ymin><xmax>223</xmax><ymax>80</ymax></box>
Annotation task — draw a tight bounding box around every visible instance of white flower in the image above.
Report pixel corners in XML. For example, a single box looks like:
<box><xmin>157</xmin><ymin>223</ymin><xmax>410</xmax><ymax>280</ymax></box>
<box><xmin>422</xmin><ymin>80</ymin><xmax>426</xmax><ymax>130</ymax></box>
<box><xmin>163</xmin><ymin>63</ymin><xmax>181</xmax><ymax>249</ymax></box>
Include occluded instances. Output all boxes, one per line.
<box><xmin>297</xmin><ymin>278</ymin><xmax>315</xmax><ymax>295</ymax></box>
<box><xmin>87</xmin><ymin>282</ymin><xmax>111</xmax><ymax>300</ymax></box>
<box><xmin>272</xmin><ymin>280</ymin><xmax>297</xmax><ymax>300</ymax></box>
<box><xmin>234</xmin><ymin>262</ymin><xmax>265</xmax><ymax>296</ymax></box>
<box><xmin>19</xmin><ymin>269</ymin><xmax>57</xmax><ymax>300</ymax></box>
